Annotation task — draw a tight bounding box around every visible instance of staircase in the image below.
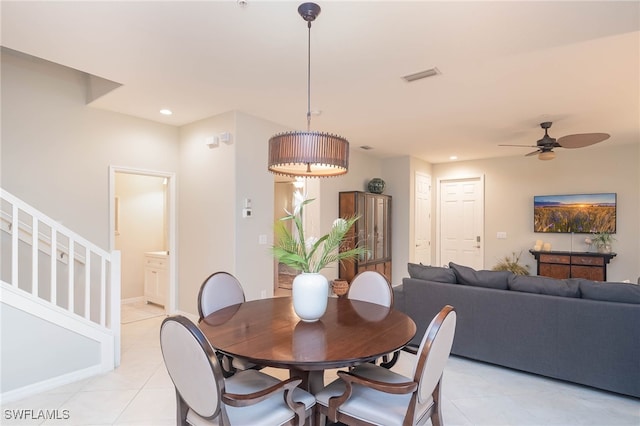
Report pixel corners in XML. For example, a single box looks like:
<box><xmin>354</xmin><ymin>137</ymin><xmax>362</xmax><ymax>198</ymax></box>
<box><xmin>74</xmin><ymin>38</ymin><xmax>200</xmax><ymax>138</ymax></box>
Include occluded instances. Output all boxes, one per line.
<box><xmin>0</xmin><ymin>189</ymin><xmax>121</xmax><ymax>403</ymax></box>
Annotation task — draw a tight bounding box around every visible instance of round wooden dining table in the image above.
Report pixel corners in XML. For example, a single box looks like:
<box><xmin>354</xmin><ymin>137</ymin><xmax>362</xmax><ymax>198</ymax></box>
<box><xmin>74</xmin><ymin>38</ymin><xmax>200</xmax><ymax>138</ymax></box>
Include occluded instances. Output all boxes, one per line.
<box><xmin>198</xmin><ymin>296</ymin><xmax>416</xmax><ymax>393</ymax></box>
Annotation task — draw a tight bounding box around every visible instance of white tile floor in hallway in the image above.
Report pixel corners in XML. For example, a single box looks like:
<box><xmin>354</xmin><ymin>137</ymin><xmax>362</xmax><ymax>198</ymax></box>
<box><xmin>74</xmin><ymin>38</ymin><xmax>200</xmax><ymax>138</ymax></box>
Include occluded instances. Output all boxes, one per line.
<box><xmin>120</xmin><ymin>301</ymin><xmax>165</xmax><ymax>324</ymax></box>
<box><xmin>2</xmin><ymin>313</ymin><xmax>639</xmax><ymax>426</ymax></box>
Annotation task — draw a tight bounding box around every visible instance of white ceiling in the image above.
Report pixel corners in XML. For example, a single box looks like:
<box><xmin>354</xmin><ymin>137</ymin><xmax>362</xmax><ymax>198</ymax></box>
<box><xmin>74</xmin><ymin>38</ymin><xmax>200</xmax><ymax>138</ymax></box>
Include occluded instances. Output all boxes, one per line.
<box><xmin>2</xmin><ymin>1</ymin><xmax>639</xmax><ymax>163</ymax></box>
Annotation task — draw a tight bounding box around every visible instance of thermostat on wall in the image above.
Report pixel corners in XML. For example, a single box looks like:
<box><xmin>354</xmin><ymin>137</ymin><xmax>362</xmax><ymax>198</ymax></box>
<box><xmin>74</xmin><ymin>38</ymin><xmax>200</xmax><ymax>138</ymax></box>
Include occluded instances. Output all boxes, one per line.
<box><xmin>242</xmin><ymin>198</ymin><xmax>252</xmax><ymax>218</ymax></box>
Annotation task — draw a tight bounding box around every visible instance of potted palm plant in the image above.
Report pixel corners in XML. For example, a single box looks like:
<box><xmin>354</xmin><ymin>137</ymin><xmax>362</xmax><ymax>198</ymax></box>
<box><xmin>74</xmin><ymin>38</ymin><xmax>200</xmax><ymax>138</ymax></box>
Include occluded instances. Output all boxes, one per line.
<box><xmin>272</xmin><ymin>191</ymin><xmax>367</xmax><ymax>321</ymax></box>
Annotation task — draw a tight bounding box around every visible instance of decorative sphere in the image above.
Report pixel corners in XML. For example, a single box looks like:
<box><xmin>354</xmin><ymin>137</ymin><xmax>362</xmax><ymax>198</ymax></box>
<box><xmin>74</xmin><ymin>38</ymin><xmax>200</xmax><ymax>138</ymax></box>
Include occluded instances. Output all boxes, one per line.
<box><xmin>367</xmin><ymin>178</ymin><xmax>385</xmax><ymax>194</ymax></box>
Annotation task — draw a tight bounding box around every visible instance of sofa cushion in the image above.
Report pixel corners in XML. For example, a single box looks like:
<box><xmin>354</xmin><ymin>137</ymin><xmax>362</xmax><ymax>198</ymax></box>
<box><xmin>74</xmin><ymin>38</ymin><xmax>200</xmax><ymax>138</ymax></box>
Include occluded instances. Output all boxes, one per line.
<box><xmin>507</xmin><ymin>275</ymin><xmax>580</xmax><ymax>298</ymax></box>
<box><xmin>407</xmin><ymin>263</ymin><xmax>457</xmax><ymax>283</ymax></box>
<box><xmin>578</xmin><ymin>280</ymin><xmax>640</xmax><ymax>304</ymax></box>
<box><xmin>449</xmin><ymin>262</ymin><xmax>511</xmax><ymax>290</ymax></box>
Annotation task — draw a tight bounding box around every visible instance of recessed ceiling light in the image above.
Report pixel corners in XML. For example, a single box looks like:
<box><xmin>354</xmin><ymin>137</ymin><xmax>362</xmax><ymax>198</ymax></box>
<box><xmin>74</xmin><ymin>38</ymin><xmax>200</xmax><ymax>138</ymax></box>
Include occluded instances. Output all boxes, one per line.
<box><xmin>449</xmin><ymin>155</ymin><xmax>458</xmax><ymax>160</ymax></box>
<box><xmin>160</xmin><ymin>109</ymin><xmax>173</xmax><ymax>116</ymax></box>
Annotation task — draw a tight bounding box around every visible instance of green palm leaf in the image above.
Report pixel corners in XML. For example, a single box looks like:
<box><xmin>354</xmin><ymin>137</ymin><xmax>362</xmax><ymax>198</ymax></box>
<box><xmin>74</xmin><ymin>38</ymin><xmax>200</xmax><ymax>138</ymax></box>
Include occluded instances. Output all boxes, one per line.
<box><xmin>272</xmin><ymin>195</ymin><xmax>368</xmax><ymax>273</ymax></box>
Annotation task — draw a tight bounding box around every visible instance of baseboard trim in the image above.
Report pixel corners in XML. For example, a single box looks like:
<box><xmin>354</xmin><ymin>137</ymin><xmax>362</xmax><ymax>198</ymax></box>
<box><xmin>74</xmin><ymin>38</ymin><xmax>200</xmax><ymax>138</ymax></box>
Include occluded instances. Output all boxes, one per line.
<box><xmin>0</xmin><ymin>365</ymin><xmax>102</xmax><ymax>404</ymax></box>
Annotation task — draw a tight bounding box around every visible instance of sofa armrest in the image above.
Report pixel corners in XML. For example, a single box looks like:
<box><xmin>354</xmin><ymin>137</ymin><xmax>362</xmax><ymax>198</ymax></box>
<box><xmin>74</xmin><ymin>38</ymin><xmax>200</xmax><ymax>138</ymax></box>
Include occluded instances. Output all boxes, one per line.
<box><xmin>392</xmin><ymin>284</ymin><xmax>405</xmax><ymax>313</ymax></box>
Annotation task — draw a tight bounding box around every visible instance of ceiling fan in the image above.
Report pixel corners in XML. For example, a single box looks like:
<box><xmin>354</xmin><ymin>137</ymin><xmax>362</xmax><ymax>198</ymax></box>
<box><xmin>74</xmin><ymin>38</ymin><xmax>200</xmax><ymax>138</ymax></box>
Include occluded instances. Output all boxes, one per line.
<box><xmin>500</xmin><ymin>122</ymin><xmax>610</xmax><ymax>160</ymax></box>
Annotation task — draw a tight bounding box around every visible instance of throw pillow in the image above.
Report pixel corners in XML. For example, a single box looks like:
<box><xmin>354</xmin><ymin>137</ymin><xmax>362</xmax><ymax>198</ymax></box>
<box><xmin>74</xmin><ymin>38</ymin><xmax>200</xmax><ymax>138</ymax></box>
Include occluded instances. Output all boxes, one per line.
<box><xmin>448</xmin><ymin>262</ymin><xmax>511</xmax><ymax>290</ymax></box>
<box><xmin>578</xmin><ymin>279</ymin><xmax>640</xmax><ymax>304</ymax></box>
<box><xmin>507</xmin><ymin>275</ymin><xmax>581</xmax><ymax>298</ymax></box>
<box><xmin>407</xmin><ymin>263</ymin><xmax>457</xmax><ymax>283</ymax></box>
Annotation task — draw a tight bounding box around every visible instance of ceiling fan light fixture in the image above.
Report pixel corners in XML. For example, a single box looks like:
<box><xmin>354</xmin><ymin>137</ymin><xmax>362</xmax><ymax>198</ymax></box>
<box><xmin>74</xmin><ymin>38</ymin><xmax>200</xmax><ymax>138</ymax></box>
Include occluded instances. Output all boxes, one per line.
<box><xmin>267</xmin><ymin>2</ymin><xmax>349</xmax><ymax>178</ymax></box>
<box><xmin>538</xmin><ymin>151</ymin><xmax>556</xmax><ymax>161</ymax></box>
<box><xmin>500</xmin><ymin>120</ymin><xmax>609</xmax><ymax>161</ymax></box>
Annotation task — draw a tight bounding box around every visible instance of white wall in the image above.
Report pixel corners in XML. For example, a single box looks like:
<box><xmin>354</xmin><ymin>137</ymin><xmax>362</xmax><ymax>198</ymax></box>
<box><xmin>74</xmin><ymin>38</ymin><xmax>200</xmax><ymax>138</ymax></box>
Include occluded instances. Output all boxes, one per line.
<box><xmin>433</xmin><ymin>143</ymin><xmax>639</xmax><ymax>282</ymax></box>
<box><xmin>177</xmin><ymin>111</ymin><xmax>238</xmax><ymax>313</ymax></box>
<box><xmin>177</xmin><ymin>111</ymin><xmax>295</xmax><ymax>310</ymax></box>
<box><xmin>1</xmin><ymin>49</ymin><xmax>179</xmax><ymax>249</ymax></box>
<box><xmin>234</xmin><ymin>112</ymin><xmax>290</xmax><ymax>300</ymax></box>
<box><xmin>1</xmin><ymin>303</ymin><xmax>100</xmax><ymax>393</ymax></box>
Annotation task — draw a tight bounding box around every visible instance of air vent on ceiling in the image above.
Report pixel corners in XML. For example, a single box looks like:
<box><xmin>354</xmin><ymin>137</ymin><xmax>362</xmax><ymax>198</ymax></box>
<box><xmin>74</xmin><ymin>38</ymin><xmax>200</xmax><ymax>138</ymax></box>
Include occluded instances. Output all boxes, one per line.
<box><xmin>360</xmin><ymin>145</ymin><xmax>374</xmax><ymax>150</ymax></box>
<box><xmin>402</xmin><ymin>67</ymin><xmax>441</xmax><ymax>82</ymax></box>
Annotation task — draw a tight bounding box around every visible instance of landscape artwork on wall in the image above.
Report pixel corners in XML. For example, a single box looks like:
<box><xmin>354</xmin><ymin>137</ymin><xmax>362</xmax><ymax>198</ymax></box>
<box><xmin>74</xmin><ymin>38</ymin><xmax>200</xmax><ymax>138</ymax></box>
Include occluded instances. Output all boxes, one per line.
<box><xmin>533</xmin><ymin>193</ymin><xmax>616</xmax><ymax>234</ymax></box>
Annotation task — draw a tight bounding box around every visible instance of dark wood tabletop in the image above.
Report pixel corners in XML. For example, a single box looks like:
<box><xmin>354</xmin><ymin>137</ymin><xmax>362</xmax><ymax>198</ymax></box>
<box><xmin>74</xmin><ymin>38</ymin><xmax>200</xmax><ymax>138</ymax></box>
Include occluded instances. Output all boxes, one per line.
<box><xmin>198</xmin><ymin>296</ymin><xmax>416</xmax><ymax>392</ymax></box>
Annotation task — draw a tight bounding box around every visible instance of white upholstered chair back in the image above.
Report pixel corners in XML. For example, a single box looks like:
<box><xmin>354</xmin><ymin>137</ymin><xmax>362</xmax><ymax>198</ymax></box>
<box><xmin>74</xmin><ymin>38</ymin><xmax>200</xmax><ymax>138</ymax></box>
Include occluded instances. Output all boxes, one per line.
<box><xmin>198</xmin><ymin>272</ymin><xmax>246</xmax><ymax>320</ymax></box>
<box><xmin>347</xmin><ymin>271</ymin><xmax>393</xmax><ymax>308</ymax></box>
<box><xmin>160</xmin><ymin>316</ymin><xmax>224</xmax><ymax>421</ymax></box>
<box><xmin>414</xmin><ymin>305</ymin><xmax>457</xmax><ymax>404</ymax></box>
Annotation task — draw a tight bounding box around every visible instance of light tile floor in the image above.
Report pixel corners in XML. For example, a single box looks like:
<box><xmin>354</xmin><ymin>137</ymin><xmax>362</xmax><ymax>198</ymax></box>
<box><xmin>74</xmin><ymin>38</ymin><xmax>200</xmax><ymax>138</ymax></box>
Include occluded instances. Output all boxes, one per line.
<box><xmin>2</xmin><ymin>314</ymin><xmax>639</xmax><ymax>425</ymax></box>
<box><xmin>120</xmin><ymin>301</ymin><xmax>165</xmax><ymax>324</ymax></box>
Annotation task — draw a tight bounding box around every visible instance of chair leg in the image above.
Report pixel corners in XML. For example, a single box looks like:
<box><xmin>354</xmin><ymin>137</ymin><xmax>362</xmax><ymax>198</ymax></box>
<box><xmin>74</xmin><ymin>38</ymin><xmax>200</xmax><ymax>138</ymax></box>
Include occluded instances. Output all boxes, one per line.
<box><xmin>430</xmin><ymin>379</ymin><xmax>443</xmax><ymax>426</ymax></box>
<box><xmin>314</xmin><ymin>406</ymin><xmax>326</xmax><ymax>426</ymax></box>
<box><xmin>175</xmin><ymin>390</ymin><xmax>189</xmax><ymax>426</ymax></box>
<box><xmin>379</xmin><ymin>350</ymin><xmax>400</xmax><ymax>369</ymax></box>
<box><xmin>216</xmin><ymin>352</ymin><xmax>237</xmax><ymax>378</ymax></box>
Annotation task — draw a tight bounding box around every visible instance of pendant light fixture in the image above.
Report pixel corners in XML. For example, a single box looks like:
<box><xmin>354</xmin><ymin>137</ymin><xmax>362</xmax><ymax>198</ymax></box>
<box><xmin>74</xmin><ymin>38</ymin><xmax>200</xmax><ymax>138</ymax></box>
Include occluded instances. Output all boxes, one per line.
<box><xmin>268</xmin><ymin>2</ymin><xmax>349</xmax><ymax>178</ymax></box>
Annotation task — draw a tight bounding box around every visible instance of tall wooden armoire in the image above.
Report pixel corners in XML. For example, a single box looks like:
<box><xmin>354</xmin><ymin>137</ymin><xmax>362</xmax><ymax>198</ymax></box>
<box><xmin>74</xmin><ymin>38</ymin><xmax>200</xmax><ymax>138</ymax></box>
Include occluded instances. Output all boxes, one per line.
<box><xmin>338</xmin><ymin>191</ymin><xmax>392</xmax><ymax>283</ymax></box>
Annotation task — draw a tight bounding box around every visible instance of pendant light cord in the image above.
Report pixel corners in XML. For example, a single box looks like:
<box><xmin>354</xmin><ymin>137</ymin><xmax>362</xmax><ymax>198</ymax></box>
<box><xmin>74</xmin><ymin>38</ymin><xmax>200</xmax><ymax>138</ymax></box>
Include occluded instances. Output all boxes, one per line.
<box><xmin>306</xmin><ymin>21</ymin><xmax>312</xmax><ymax>132</ymax></box>
<box><xmin>268</xmin><ymin>3</ymin><xmax>349</xmax><ymax>178</ymax></box>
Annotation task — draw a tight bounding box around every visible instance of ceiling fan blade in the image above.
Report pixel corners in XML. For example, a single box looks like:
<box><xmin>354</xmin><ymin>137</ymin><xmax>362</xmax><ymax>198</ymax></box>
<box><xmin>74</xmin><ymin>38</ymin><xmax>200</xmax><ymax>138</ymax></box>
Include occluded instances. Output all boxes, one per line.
<box><xmin>525</xmin><ymin>150</ymin><xmax>541</xmax><ymax>157</ymax></box>
<box><xmin>558</xmin><ymin>133</ymin><xmax>610</xmax><ymax>149</ymax></box>
<box><xmin>498</xmin><ymin>144</ymin><xmax>538</xmax><ymax>148</ymax></box>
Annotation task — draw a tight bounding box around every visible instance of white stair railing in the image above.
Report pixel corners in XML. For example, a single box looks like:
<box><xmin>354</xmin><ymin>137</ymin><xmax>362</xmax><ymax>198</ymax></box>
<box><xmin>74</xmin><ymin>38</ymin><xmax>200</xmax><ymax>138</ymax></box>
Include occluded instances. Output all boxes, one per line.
<box><xmin>0</xmin><ymin>188</ymin><xmax>121</xmax><ymax>355</ymax></box>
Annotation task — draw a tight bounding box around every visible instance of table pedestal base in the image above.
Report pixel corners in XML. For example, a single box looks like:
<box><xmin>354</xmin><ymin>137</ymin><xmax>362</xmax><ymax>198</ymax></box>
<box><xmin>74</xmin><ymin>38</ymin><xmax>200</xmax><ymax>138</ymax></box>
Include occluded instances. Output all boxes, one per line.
<box><xmin>290</xmin><ymin>369</ymin><xmax>325</xmax><ymax>394</ymax></box>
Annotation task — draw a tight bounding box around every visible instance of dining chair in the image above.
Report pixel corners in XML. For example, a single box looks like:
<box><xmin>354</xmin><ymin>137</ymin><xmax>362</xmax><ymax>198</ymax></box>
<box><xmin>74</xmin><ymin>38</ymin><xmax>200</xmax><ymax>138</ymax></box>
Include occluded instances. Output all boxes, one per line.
<box><xmin>314</xmin><ymin>305</ymin><xmax>457</xmax><ymax>426</ymax></box>
<box><xmin>197</xmin><ymin>271</ymin><xmax>257</xmax><ymax>377</ymax></box>
<box><xmin>347</xmin><ymin>271</ymin><xmax>398</xmax><ymax>368</ymax></box>
<box><xmin>160</xmin><ymin>315</ymin><xmax>316</xmax><ymax>426</ymax></box>
<box><xmin>347</xmin><ymin>270</ymin><xmax>394</xmax><ymax>308</ymax></box>
<box><xmin>198</xmin><ymin>271</ymin><xmax>246</xmax><ymax>320</ymax></box>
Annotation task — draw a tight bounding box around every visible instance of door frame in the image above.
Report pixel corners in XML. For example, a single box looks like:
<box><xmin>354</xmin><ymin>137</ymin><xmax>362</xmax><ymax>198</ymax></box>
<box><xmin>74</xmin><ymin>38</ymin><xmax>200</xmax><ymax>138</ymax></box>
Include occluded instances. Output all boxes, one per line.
<box><xmin>414</xmin><ymin>171</ymin><xmax>432</xmax><ymax>265</ymax></box>
<box><xmin>436</xmin><ymin>174</ymin><xmax>485</xmax><ymax>268</ymax></box>
<box><xmin>108</xmin><ymin>166</ymin><xmax>177</xmax><ymax>314</ymax></box>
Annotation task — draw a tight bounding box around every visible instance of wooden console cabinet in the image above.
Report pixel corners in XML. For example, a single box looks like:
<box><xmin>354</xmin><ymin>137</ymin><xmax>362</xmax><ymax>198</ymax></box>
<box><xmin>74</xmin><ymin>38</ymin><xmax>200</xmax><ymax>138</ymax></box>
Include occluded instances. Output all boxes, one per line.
<box><xmin>529</xmin><ymin>250</ymin><xmax>616</xmax><ymax>281</ymax></box>
<box><xmin>339</xmin><ymin>191</ymin><xmax>392</xmax><ymax>283</ymax></box>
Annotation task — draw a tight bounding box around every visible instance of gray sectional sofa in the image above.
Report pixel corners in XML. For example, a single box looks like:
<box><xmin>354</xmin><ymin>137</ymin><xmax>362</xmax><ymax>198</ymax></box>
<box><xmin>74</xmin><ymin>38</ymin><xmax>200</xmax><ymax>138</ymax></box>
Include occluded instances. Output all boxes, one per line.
<box><xmin>393</xmin><ymin>262</ymin><xmax>640</xmax><ymax>398</ymax></box>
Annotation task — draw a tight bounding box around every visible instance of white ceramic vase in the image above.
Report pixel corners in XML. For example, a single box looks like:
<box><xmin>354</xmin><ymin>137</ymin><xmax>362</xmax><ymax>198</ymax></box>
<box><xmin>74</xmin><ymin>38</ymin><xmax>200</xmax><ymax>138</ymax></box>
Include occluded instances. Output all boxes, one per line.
<box><xmin>292</xmin><ymin>272</ymin><xmax>329</xmax><ymax>322</ymax></box>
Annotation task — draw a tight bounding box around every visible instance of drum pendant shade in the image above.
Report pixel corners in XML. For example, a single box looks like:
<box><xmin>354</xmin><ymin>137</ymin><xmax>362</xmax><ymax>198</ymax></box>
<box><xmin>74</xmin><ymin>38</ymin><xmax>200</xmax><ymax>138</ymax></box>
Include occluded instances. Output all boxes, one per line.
<box><xmin>268</xmin><ymin>2</ymin><xmax>349</xmax><ymax>178</ymax></box>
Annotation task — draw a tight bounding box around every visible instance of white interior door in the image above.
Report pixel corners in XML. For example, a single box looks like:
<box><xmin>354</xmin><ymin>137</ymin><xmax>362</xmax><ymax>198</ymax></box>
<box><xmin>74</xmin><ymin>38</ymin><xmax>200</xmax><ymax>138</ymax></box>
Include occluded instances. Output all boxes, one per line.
<box><xmin>414</xmin><ymin>172</ymin><xmax>431</xmax><ymax>265</ymax></box>
<box><xmin>438</xmin><ymin>176</ymin><xmax>484</xmax><ymax>269</ymax></box>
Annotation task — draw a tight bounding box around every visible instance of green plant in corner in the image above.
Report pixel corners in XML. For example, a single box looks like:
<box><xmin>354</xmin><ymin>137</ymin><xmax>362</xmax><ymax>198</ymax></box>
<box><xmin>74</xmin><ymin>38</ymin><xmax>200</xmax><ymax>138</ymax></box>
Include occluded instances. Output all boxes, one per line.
<box><xmin>272</xmin><ymin>191</ymin><xmax>367</xmax><ymax>273</ymax></box>
<box><xmin>492</xmin><ymin>251</ymin><xmax>530</xmax><ymax>275</ymax></box>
